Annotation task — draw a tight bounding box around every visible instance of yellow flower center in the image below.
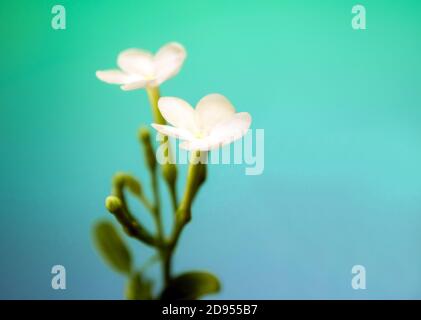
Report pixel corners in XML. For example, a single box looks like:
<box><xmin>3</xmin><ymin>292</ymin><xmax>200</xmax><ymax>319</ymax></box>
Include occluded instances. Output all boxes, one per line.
<box><xmin>195</xmin><ymin>132</ymin><xmax>205</xmax><ymax>139</ymax></box>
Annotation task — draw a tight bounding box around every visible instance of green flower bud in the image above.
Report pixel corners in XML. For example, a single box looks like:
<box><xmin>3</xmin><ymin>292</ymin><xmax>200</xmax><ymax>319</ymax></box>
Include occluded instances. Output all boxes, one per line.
<box><xmin>162</xmin><ymin>163</ymin><xmax>177</xmax><ymax>187</ymax></box>
<box><xmin>105</xmin><ymin>196</ymin><xmax>122</xmax><ymax>213</ymax></box>
<box><xmin>138</xmin><ymin>127</ymin><xmax>157</xmax><ymax>172</ymax></box>
<box><xmin>138</xmin><ymin>127</ymin><xmax>151</xmax><ymax>144</ymax></box>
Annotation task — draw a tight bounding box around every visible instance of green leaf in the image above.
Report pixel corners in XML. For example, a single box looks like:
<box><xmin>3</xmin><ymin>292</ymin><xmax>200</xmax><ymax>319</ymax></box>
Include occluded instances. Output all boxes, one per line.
<box><xmin>92</xmin><ymin>220</ymin><xmax>132</xmax><ymax>274</ymax></box>
<box><xmin>161</xmin><ymin>271</ymin><xmax>221</xmax><ymax>300</ymax></box>
<box><xmin>125</xmin><ymin>272</ymin><xmax>153</xmax><ymax>300</ymax></box>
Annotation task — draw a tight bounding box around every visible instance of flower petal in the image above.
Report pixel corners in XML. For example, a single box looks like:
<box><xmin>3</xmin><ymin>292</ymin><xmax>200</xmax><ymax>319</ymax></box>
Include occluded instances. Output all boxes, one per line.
<box><xmin>195</xmin><ymin>94</ymin><xmax>236</xmax><ymax>134</ymax></box>
<box><xmin>158</xmin><ymin>97</ymin><xmax>198</xmax><ymax>133</ymax></box>
<box><xmin>96</xmin><ymin>70</ymin><xmax>134</xmax><ymax>84</ymax></box>
<box><xmin>179</xmin><ymin>113</ymin><xmax>251</xmax><ymax>151</ymax></box>
<box><xmin>151</xmin><ymin>124</ymin><xmax>194</xmax><ymax>141</ymax></box>
<box><xmin>179</xmin><ymin>139</ymin><xmax>219</xmax><ymax>151</ymax></box>
<box><xmin>153</xmin><ymin>42</ymin><xmax>187</xmax><ymax>85</ymax></box>
<box><xmin>209</xmin><ymin>112</ymin><xmax>251</xmax><ymax>146</ymax></box>
<box><xmin>117</xmin><ymin>49</ymin><xmax>154</xmax><ymax>76</ymax></box>
<box><xmin>120</xmin><ymin>80</ymin><xmax>149</xmax><ymax>91</ymax></box>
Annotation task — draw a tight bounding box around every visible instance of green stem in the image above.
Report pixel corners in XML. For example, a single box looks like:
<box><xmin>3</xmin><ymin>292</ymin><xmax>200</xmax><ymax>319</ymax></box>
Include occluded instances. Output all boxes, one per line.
<box><xmin>169</xmin><ymin>184</ymin><xmax>178</xmax><ymax>213</ymax></box>
<box><xmin>146</xmin><ymin>86</ymin><xmax>177</xmax><ymax>287</ymax></box>
<box><xmin>146</xmin><ymin>86</ymin><xmax>178</xmax><ymax>208</ymax></box>
<box><xmin>146</xmin><ymin>86</ymin><xmax>166</xmax><ymax>125</ymax></box>
<box><xmin>145</xmin><ymin>86</ymin><xmax>206</xmax><ymax>290</ymax></box>
<box><xmin>161</xmin><ymin>248</ymin><xmax>172</xmax><ymax>286</ymax></box>
<box><xmin>150</xmin><ymin>168</ymin><xmax>164</xmax><ymax>243</ymax></box>
<box><xmin>161</xmin><ymin>152</ymin><xmax>206</xmax><ymax>284</ymax></box>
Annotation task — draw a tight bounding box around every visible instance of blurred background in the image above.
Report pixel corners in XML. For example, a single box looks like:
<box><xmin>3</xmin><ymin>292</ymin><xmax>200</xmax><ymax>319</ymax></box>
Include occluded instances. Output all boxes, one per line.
<box><xmin>1</xmin><ymin>0</ymin><xmax>420</xmax><ymax>299</ymax></box>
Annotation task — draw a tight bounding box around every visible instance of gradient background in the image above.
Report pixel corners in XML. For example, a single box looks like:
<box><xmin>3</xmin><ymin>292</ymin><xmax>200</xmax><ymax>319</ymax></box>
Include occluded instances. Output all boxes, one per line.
<box><xmin>1</xmin><ymin>0</ymin><xmax>421</xmax><ymax>299</ymax></box>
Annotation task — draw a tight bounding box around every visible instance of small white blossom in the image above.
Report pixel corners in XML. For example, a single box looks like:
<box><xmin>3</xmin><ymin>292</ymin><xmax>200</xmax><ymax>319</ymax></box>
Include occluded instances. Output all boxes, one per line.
<box><xmin>96</xmin><ymin>42</ymin><xmax>186</xmax><ymax>90</ymax></box>
<box><xmin>151</xmin><ymin>94</ymin><xmax>251</xmax><ymax>151</ymax></box>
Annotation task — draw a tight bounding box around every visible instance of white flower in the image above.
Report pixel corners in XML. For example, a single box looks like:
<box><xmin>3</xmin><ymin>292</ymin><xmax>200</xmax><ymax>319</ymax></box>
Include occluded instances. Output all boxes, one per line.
<box><xmin>96</xmin><ymin>42</ymin><xmax>186</xmax><ymax>91</ymax></box>
<box><xmin>151</xmin><ymin>94</ymin><xmax>252</xmax><ymax>151</ymax></box>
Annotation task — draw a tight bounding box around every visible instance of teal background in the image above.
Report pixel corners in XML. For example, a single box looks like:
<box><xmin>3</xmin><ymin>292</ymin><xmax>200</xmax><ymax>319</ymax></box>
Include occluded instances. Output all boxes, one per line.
<box><xmin>1</xmin><ymin>0</ymin><xmax>421</xmax><ymax>299</ymax></box>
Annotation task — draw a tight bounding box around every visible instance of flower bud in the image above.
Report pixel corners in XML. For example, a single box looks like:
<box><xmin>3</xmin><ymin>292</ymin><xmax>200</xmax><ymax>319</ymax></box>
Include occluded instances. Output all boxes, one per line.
<box><xmin>138</xmin><ymin>127</ymin><xmax>151</xmax><ymax>144</ymax></box>
<box><xmin>138</xmin><ymin>127</ymin><xmax>157</xmax><ymax>172</ymax></box>
<box><xmin>105</xmin><ymin>196</ymin><xmax>122</xmax><ymax>213</ymax></box>
<box><xmin>162</xmin><ymin>163</ymin><xmax>177</xmax><ymax>187</ymax></box>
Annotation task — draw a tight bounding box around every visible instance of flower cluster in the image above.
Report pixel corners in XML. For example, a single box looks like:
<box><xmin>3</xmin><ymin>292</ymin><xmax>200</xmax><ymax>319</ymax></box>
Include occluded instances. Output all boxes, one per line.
<box><xmin>94</xmin><ymin>42</ymin><xmax>252</xmax><ymax>300</ymax></box>
<box><xmin>96</xmin><ymin>42</ymin><xmax>251</xmax><ymax>150</ymax></box>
